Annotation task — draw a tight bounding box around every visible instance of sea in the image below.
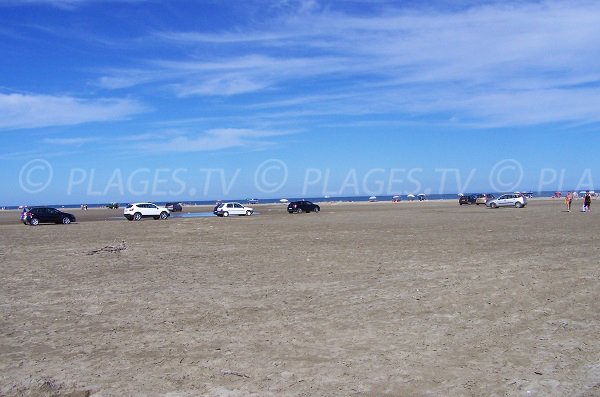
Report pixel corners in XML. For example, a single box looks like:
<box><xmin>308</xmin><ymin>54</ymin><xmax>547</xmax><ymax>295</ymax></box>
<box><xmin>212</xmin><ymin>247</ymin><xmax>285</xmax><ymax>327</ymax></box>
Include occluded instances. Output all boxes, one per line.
<box><xmin>1</xmin><ymin>191</ymin><xmax>568</xmax><ymax>210</ymax></box>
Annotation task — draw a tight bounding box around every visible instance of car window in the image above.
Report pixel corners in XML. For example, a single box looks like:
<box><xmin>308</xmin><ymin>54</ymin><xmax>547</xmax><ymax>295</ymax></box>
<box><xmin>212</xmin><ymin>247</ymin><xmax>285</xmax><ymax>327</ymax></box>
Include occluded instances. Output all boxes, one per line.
<box><xmin>48</xmin><ymin>209</ymin><xmax>59</xmax><ymax>214</ymax></box>
<box><xmin>234</xmin><ymin>203</ymin><xmax>243</xmax><ymax>208</ymax></box>
<box><xmin>150</xmin><ymin>204</ymin><xmax>158</xmax><ymax>209</ymax></box>
<box><xmin>227</xmin><ymin>204</ymin><xmax>233</xmax><ymax>208</ymax></box>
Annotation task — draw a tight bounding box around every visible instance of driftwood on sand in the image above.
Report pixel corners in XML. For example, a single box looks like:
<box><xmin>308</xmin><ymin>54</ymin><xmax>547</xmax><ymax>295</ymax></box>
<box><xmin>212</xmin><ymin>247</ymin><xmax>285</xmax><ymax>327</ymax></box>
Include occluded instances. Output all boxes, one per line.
<box><xmin>87</xmin><ymin>240</ymin><xmax>127</xmax><ymax>255</ymax></box>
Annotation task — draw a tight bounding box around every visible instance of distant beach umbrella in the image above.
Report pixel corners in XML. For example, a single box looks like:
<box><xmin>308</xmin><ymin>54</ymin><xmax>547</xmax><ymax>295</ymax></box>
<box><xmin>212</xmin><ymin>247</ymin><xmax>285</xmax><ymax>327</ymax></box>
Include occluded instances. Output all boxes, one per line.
<box><xmin>279</xmin><ymin>198</ymin><xmax>289</xmax><ymax>203</ymax></box>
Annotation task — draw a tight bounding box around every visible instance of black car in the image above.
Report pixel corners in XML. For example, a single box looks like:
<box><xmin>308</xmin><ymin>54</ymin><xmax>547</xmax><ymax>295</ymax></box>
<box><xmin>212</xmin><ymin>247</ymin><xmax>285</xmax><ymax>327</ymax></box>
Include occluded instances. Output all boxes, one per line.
<box><xmin>459</xmin><ymin>194</ymin><xmax>477</xmax><ymax>205</ymax></box>
<box><xmin>21</xmin><ymin>207</ymin><xmax>76</xmax><ymax>226</ymax></box>
<box><xmin>165</xmin><ymin>202</ymin><xmax>183</xmax><ymax>212</ymax></box>
<box><xmin>287</xmin><ymin>200</ymin><xmax>320</xmax><ymax>214</ymax></box>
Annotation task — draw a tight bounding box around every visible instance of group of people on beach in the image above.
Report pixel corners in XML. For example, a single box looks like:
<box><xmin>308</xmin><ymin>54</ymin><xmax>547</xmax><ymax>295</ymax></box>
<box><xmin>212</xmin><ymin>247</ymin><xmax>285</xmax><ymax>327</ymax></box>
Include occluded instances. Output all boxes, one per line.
<box><xmin>564</xmin><ymin>191</ymin><xmax>592</xmax><ymax>212</ymax></box>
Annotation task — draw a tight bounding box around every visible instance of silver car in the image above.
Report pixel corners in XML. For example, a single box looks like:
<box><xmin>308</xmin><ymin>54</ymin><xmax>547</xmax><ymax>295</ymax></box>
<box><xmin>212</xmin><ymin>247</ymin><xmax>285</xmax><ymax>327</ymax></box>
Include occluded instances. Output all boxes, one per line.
<box><xmin>486</xmin><ymin>194</ymin><xmax>527</xmax><ymax>208</ymax></box>
<box><xmin>213</xmin><ymin>202</ymin><xmax>254</xmax><ymax>217</ymax></box>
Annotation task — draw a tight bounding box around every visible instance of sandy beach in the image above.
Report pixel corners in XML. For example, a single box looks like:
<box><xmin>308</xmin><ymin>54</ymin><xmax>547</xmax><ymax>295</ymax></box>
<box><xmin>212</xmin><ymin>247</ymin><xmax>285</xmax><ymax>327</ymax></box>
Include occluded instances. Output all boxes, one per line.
<box><xmin>0</xmin><ymin>199</ymin><xmax>598</xmax><ymax>396</ymax></box>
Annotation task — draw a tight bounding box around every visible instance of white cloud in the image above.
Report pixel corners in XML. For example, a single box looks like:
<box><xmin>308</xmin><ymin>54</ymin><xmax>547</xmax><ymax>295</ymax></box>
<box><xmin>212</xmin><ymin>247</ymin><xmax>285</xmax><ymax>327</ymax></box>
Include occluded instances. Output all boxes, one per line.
<box><xmin>140</xmin><ymin>128</ymin><xmax>292</xmax><ymax>153</ymax></box>
<box><xmin>43</xmin><ymin>137</ymin><xmax>98</xmax><ymax>145</ymax></box>
<box><xmin>0</xmin><ymin>93</ymin><xmax>147</xmax><ymax>130</ymax></box>
<box><xmin>93</xmin><ymin>0</ymin><xmax>600</xmax><ymax>127</ymax></box>
<box><xmin>0</xmin><ymin>0</ymin><xmax>146</xmax><ymax>10</ymax></box>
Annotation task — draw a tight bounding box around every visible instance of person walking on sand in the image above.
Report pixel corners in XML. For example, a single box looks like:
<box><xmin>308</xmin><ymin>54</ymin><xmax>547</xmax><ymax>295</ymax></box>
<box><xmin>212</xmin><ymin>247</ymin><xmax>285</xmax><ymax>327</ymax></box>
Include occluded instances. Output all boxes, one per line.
<box><xmin>566</xmin><ymin>191</ymin><xmax>573</xmax><ymax>212</ymax></box>
<box><xmin>584</xmin><ymin>191</ymin><xmax>592</xmax><ymax>212</ymax></box>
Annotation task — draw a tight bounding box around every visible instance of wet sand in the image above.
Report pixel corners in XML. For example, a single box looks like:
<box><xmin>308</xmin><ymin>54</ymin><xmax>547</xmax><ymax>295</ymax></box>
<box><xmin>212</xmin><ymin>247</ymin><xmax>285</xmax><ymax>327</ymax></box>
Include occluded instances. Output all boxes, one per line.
<box><xmin>1</xmin><ymin>200</ymin><xmax>599</xmax><ymax>396</ymax></box>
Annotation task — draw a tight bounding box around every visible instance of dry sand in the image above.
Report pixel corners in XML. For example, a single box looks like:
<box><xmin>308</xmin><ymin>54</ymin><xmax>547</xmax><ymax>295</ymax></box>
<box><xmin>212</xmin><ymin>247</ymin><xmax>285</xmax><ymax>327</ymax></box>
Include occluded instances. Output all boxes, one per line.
<box><xmin>0</xmin><ymin>200</ymin><xmax>599</xmax><ymax>396</ymax></box>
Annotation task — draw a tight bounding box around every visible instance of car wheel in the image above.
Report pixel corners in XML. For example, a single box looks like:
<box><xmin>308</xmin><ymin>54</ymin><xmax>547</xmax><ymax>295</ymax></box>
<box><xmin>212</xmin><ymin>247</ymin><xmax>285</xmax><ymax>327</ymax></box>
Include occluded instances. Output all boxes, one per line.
<box><xmin>515</xmin><ymin>202</ymin><xmax>523</xmax><ymax>208</ymax></box>
<box><xmin>160</xmin><ymin>211</ymin><xmax>168</xmax><ymax>219</ymax></box>
<box><xmin>490</xmin><ymin>203</ymin><xmax>498</xmax><ymax>209</ymax></box>
<box><xmin>62</xmin><ymin>217</ymin><xmax>71</xmax><ymax>224</ymax></box>
<box><xmin>133</xmin><ymin>212</ymin><xmax>142</xmax><ymax>221</ymax></box>
<box><xmin>297</xmin><ymin>208</ymin><xmax>303</xmax><ymax>214</ymax></box>
<box><xmin>30</xmin><ymin>218</ymin><xmax>39</xmax><ymax>226</ymax></box>
<box><xmin>223</xmin><ymin>211</ymin><xmax>229</xmax><ymax>217</ymax></box>
<box><xmin>314</xmin><ymin>207</ymin><xmax>320</xmax><ymax>213</ymax></box>
<box><xmin>246</xmin><ymin>210</ymin><xmax>252</xmax><ymax>216</ymax></box>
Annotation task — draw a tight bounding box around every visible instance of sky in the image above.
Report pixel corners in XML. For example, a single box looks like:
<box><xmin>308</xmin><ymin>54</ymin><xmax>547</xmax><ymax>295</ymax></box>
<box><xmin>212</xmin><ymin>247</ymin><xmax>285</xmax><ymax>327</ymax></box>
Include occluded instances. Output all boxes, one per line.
<box><xmin>1</xmin><ymin>0</ymin><xmax>599</xmax><ymax>205</ymax></box>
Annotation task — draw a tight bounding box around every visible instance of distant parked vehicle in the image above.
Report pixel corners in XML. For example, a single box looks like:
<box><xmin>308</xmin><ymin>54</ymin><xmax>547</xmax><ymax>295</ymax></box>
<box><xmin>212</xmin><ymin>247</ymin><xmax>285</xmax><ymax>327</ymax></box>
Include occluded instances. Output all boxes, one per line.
<box><xmin>287</xmin><ymin>200</ymin><xmax>320</xmax><ymax>214</ymax></box>
<box><xmin>247</xmin><ymin>198</ymin><xmax>259</xmax><ymax>204</ymax></box>
<box><xmin>486</xmin><ymin>194</ymin><xmax>527</xmax><ymax>209</ymax></box>
<box><xmin>476</xmin><ymin>194</ymin><xmax>495</xmax><ymax>205</ymax></box>
<box><xmin>22</xmin><ymin>207</ymin><xmax>76</xmax><ymax>226</ymax></box>
<box><xmin>165</xmin><ymin>202</ymin><xmax>183</xmax><ymax>212</ymax></box>
<box><xmin>459</xmin><ymin>194</ymin><xmax>477</xmax><ymax>205</ymax></box>
<box><xmin>124</xmin><ymin>203</ymin><xmax>170</xmax><ymax>221</ymax></box>
<box><xmin>213</xmin><ymin>202</ymin><xmax>254</xmax><ymax>217</ymax></box>
<box><xmin>106</xmin><ymin>202</ymin><xmax>119</xmax><ymax>209</ymax></box>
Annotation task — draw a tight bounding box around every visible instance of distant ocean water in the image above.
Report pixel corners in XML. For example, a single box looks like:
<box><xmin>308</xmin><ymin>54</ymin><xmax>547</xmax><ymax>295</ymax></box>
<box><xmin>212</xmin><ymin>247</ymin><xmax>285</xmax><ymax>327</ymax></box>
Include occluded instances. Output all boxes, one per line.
<box><xmin>1</xmin><ymin>191</ymin><xmax>567</xmax><ymax>210</ymax></box>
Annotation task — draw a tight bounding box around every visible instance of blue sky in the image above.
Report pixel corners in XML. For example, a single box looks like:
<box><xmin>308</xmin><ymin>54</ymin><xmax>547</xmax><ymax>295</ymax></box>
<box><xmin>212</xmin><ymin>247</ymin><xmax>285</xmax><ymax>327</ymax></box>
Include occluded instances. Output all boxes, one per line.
<box><xmin>1</xmin><ymin>0</ymin><xmax>599</xmax><ymax>205</ymax></box>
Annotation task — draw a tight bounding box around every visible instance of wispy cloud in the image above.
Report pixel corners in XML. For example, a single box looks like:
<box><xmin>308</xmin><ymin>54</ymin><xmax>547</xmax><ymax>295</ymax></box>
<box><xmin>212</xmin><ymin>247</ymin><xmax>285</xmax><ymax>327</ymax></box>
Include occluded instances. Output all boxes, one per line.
<box><xmin>0</xmin><ymin>0</ymin><xmax>147</xmax><ymax>10</ymax></box>
<box><xmin>43</xmin><ymin>137</ymin><xmax>98</xmax><ymax>145</ymax></box>
<box><xmin>0</xmin><ymin>93</ymin><xmax>148</xmax><ymax>130</ymax></box>
<box><xmin>95</xmin><ymin>0</ymin><xmax>600</xmax><ymax>127</ymax></box>
<box><xmin>140</xmin><ymin>128</ymin><xmax>293</xmax><ymax>153</ymax></box>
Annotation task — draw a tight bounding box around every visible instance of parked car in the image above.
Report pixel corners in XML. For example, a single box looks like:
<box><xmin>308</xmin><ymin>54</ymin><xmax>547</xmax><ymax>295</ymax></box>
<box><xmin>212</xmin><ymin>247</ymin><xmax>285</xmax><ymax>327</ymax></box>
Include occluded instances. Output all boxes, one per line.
<box><xmin>165</xmin><ymin>202</ymin><xmax>183</xmax><ymax>212</ymax></box>
<box><xmin>459</xmin><ymin>194</ymin><xmax>477</xmax><ymax>205</ymax></box>
<box><xmin>486</xmin><ymin>194</ymin><xmax>527</xmax><ymax>208</ymax></box>
<box><xmin>124</xmin><ymin>203</ymin><xmax>170</xmax><ymax>221</ymax></box>
<box><xmin>213</xmin><ymin>202</ymin><xmax>253</xmax><ymax>217</ymax></box>
<box><xmin>287</xmin><ymin>200</ymin><xmax>321</xmax><ymax>213</ymax></box>
<box><xmin>22</xmin><ymin>207</ymin><xmax>76</xmax><ymax>226</ymax></box>
<box><xmin>476</xmin><ymin>193</ymin><xmax>495</xmax><ymax>205</ymax></box>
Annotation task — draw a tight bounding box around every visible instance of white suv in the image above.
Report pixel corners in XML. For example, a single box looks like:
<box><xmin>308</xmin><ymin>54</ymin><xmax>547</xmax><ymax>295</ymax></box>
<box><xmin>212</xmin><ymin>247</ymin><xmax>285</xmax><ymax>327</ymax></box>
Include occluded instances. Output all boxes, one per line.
<box><xmin>124</xmin><ymin>202</ymin><xmax>170</xmax><ymax>221</ymax></box>
<box><xmin>213</xmin><ymin>202</ymin><xmax>253</xmax><ymax>217</ymax></box>
<box><xmin>486</xmin><ymin>194</ymin><xmax>527</xmax><ymax>208</ymax></box>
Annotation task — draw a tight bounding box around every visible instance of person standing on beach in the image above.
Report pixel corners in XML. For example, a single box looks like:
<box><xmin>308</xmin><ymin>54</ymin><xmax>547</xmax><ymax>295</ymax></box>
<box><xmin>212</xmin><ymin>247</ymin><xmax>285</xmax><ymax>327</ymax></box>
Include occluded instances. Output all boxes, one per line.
<box><xmin>584</xmin><ymin>191</ymin><xmax>592</xmax><ymax>212</ymax></box>
<box><xmin>566</xmin><ymin>191</ymin><xmax>573</xmax><ymax>212</ymax></box>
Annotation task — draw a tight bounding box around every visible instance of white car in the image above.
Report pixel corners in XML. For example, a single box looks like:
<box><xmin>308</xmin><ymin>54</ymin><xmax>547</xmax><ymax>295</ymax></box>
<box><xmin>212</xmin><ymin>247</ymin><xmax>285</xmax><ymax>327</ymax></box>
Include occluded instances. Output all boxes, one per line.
<box><xmin>124</xmin><ymin>202</ymin><xmax>170</xmax><ymax>221</ymax></box>
<box><xmin>486</xmin><ymin>194</ymin><xmax>527</xmax><ymax>208</ymax></box>
<box><xmin>213</xmin><ymin>202</ymin><xmax>253</xmax><ymax>217</ymax></box>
